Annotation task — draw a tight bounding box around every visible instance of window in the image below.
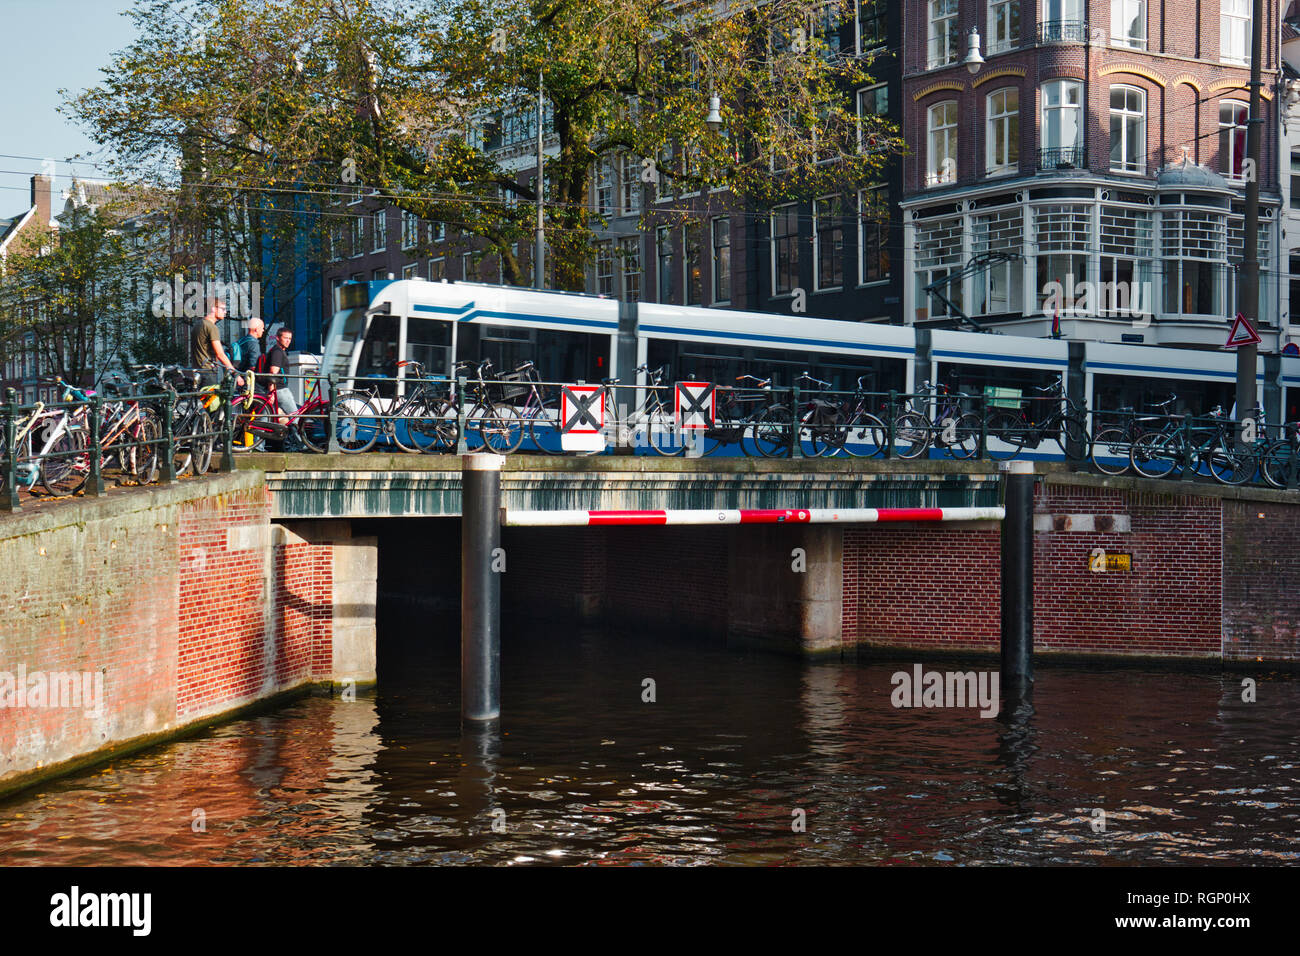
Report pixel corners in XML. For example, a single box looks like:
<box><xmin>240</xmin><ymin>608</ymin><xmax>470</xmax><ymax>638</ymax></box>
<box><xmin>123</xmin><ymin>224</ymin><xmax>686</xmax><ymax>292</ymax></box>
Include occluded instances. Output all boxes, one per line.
<box><xmin>657</xmin><ymin>225</ymin><xmax>673</xmax><ymax>302</ymax></box>
<box><xmin>1035</xmin><ymin>204</ymin><xmax>1091</xmax><ymax>313</ymax></box>
<box><xmin>1111</xmin><ymin>0</ymin><xmax>1145</xmax><ymax>49</ymax></box>
<box><xmin>813</xmin><ymin>2</ymin><xmax>845</xmax><ymax>60</ymax></box>
<box><xmin>655</xmin><ymin>145</ymin><xmax>675</xmax><ymax>203</ymax></box>
<box><xmin>684</xmin><ymin>225</ymin><xmax>704</xmax><ymax>305</ymax></box>
<box><xmin>972</xmin><ymin>208</ymin><xmax>1023</xmax><ymax>314</ymax></box>
<box><xmin>372</xmin><ymin>268</ymin><xmax>388</xmax><ymax>282</ymax></box>
<box><xmin>349</xmin><ymin>216</ymin><xmax>364</xmax><ymax>257</ymax></box>
<box><xmin>712</xmin><ymin>218</ymin><xmax>731</xmax><ymax>304</ymax></box>
<box><xmin>429</xmin><ymin>257</ymin><xmax>445</xmax><ymax>281</ymax></box>
<box><xmin>595</xmin><ymin>240</ymin><xmax>616</xmax><ymax>297</ymax></box>
<box><xmin>618</xmin><ymin>154</ymin><xmax>638</xmax><ymax>216</ymax></box>
<box><xmin>401</xmin><ymin>263</ymin><xmax>418</xmax><ymax>280</ymax></box>
<box><xmin>859</xmin><ymin>186</ymin><xmax>890</xmax><ymax>283</ymax></box>
<box><xmin>928</xmin><ymin>0</ymin><xmax>959</xmax><ymax>68</ymax></box>
<box><xmin>431</xmin><ymin>221</ymin><xmax>446</xmax><ymax>243</ymax></box>
<box><xmin>814</xmin><ymin>196</ymin><xmax>844</xmax><ymax>291</ymax></box>
<box><xmin>771</xmin><ymin>204</ymin><xmax>800</xmax><ymax>296</ymax></box>
<box><xmin>372</xmin><ymin>210</ymin><xmax>386</xmax><ymax>252</ymax></box>
<box><xmin>989</xmin><ymin>0</ymin><xmax>1020</xmax><ymax>54</ymax></box>
<box><xmin>401</xmin><ymin>210</ymin><xmax>419</xmax><ymax>250</ymax></box>
<box><xmin>857</xmin><ymin>0</ymin><xmax>886</xmax><ymax>50</ymax></box>
<box><xmin>619</xmin><ymin>236</ymin><xmax>641</xmax><ymax>302</ymax></box>
<box><xmin>595</xmin><ymin>157</ymin><xmax>615</xmax><ymax>216</ymax></box>
<box><xmin>986</xmin><ymin>88</ymin><xmax>1020</xmax><ymax>176</ymax></box>
<box><xmin>1109</xmin><ymin>85</ymin><xmax>1146</xmax><ymax>174</ymax></box>
<box><xmin>1219</xmin><ymin>101</ymin><xmax>1248</xmax><ymax>181</ymax></box>
<box><xmin>1291</xmin><ymin>154</ymin><xmax>1300</xmax><ymax>209</ymax></box>
<box><xmin>1041</xmin><ymin>79</ymin><xmax>1083</xmax><ymax>167</ymax></box>
<box><xmin>915</xmin><ymin>215</ymin><xmax>963</xmax><ymax>320</ymax></box>
<box><xmin>1162</xmin><ymin>209</ymin><xmax>1226</xmax><ymax>315</ymax></box>
<box><xmin>927</xmin><ymin>100</ymin><xmax>958</xmax><ymax>186</ymax></box>
<box><xmin>857</xmin><ymin>84</ymin><xmax>888</xmax><ymax>151</ymax></box>
<box><xmin>1100</xmin><ymin>205</ymin><xmax>1154</xmax><ymax>317</ymax></box>
<box><xmin>1221</xmin><ymin>0</ymin><xmax>1250</xmax><ymax>64</ymax></box>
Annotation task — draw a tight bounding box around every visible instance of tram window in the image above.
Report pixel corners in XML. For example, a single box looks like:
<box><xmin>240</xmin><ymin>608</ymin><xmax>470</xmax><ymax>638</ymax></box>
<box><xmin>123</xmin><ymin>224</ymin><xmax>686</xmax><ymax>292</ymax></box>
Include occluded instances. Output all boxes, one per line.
<box><xmin>936</xmin><ymin>364</ymin><xmax>1059</xmax><ymax>408</ymax></box>
<box><xmin>646</xmin><ymin>338</ymin><xmax>905</xmax><ymax>395</ymax></box>
<box><xmin>359</xmin><ymin>314</ymin><xmax>400</xmax><ymax>378</ymax></box>
<box><xmin>1092</xmin><ymin>374</ymin><xmax>1232</xmax><ymax>418</ymax></box>
<box><xmin>405</xmin><ymin>318</ymin><xmax>452</xmax><ymax>377</ymax></box>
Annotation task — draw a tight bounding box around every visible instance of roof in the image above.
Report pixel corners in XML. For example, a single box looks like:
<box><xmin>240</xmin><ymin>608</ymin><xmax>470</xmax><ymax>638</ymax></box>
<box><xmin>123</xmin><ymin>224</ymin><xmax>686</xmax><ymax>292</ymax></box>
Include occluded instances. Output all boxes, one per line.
<box><xmin>1285</xmin><ymin>22</ymin><xmax>1300</xmax><ymax>43</ymax></box>
<box><xmin>1155</xmin><ymin>156</ymin><xmax>1233</xmax><ymax>193</ymax></box>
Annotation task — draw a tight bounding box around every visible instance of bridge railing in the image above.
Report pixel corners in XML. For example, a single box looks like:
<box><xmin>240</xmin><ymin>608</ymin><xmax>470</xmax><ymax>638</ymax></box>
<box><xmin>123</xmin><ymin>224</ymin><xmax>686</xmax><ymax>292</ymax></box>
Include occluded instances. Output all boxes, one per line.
<box><xmin>0</xmin><ymin>373</ymin><xmax>235</xmax><ymax>512</ymax></box>
<box><xmin>5</xmin><ymin>367</ymin><xmax>1300</xmax><ymax>507</ymax></box>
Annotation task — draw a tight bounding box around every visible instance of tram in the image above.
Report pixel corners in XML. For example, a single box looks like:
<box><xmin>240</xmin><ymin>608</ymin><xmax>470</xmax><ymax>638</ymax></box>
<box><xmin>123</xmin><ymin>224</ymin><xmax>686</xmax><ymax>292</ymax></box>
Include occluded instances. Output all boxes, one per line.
<box><xmin>322</xmin><ymin>277</ymin><xmax>1289</xmax><ymax>458</ymax></box>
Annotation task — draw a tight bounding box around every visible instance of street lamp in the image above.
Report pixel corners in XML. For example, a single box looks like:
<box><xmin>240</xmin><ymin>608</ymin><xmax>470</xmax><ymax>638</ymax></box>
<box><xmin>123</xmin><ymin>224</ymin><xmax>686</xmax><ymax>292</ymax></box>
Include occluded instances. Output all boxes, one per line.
<box><xmin>962</xmin><ymin>27</ymin><xmax>985</xmax><ymax>75</ymax></box>
<box><xmin>705</xmin><ymin>94</ymin><xmax>723</xmax><ymax>133</ymax></box>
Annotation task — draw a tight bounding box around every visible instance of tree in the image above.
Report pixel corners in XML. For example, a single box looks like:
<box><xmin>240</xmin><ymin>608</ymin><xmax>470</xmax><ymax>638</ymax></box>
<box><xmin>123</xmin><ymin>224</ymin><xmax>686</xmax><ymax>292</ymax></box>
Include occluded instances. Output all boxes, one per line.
<box><xmin>0</xmin><ymin>201</ymin><xmax>167</xmax><ymax>386</ymax></box>
<box><xmin>68</xmin><ymin>0</ymin><xmax>902</xmax><ymax>292</ymax></box>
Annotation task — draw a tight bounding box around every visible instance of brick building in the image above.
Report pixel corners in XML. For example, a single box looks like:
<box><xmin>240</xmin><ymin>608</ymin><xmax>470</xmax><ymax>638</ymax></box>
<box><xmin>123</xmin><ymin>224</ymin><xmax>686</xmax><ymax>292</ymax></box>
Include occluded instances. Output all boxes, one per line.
<box><xmin>900</xmin><ymin>0</ymin><xmax>1284</xmax><ymax>356</ymax></box>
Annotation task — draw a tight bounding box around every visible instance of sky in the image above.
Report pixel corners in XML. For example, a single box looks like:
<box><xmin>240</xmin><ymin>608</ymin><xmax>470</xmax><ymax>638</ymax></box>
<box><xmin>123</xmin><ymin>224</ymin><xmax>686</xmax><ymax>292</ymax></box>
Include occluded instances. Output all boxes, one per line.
<box><xmin>0</xmin><ymin>0</ymin><xmax>137</xmax><ymax>215</ymax></box>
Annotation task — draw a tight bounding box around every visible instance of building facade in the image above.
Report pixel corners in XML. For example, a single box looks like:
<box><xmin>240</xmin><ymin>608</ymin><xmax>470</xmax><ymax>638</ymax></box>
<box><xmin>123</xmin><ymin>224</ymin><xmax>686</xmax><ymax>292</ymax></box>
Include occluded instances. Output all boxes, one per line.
<box><xmin>900</xmin><ymin>0</ymin><xmax>1284</xmax><ymax>359</ymax></box>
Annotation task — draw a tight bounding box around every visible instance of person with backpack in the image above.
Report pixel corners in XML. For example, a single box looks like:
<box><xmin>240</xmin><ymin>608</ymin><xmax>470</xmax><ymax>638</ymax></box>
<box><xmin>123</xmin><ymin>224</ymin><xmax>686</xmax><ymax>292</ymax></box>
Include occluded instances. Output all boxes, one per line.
<box><xmin>230</xmin><ymin>317</ymin><xmax>264</xmax><ymax>373</ymax></box>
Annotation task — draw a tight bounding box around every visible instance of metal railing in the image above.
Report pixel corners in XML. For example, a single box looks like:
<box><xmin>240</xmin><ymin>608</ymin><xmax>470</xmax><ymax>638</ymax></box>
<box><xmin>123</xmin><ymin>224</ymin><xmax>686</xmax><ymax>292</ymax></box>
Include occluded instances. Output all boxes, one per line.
<box><xmin>1039</xmin><ymin>145</ymin><xmax>1086</xmax><ymax>170</ymax></box>
<box><xmin>1037</xmin><ymin>20</ymin><xmax>1089</xmax><ymax>44</ymax></box>
<box><xmin>5</xmin><ymin>369</ymin><xmax>1300</xmax><ymax>510</ymax></box>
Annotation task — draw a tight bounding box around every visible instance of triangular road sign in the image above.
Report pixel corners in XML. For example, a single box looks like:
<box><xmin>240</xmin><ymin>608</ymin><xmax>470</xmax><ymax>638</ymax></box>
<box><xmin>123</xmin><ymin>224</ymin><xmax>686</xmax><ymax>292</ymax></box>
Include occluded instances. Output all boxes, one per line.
<box><xmin>1225</xmin><ymin>312</ymin><xmax>1261</xmax><ymax>348</ymax></box>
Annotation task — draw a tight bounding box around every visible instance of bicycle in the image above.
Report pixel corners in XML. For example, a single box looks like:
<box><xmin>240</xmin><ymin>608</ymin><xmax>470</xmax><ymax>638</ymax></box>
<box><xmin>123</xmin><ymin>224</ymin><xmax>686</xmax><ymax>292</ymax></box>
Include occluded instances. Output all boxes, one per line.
<box><xmin>1088</xmin><ymin>395</ymin><xmax>1176</xmax><ymax>477</ymax></box>
<box><xmin>1129</xmin><ymin>404</ymin><xmax>1252</xmax><ymax>484</ymax></box>
<box><xmin>792</xmin><ymin>372</ymin><xmax>851</xmax><ymax>458</ymax></box>
<box><xmin>984</xmin><ymin>381</ymin><xmax>1089</xmax><ymax>462</ymax></box>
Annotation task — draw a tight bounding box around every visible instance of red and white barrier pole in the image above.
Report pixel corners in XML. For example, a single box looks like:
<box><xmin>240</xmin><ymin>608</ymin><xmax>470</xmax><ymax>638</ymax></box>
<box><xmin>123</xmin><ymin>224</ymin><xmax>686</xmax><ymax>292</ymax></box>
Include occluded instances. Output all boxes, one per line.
<box><xmin>502</xmin><ymin>506</ymin><xmax>1004</xmax><ymax>527</ymax></box>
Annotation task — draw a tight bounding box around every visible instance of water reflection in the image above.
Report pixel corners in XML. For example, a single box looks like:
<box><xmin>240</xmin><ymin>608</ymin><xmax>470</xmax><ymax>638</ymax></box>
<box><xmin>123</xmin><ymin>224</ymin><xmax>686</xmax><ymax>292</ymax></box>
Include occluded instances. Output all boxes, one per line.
<box><xmin>0</xmin><ymin>627</ymin><xmax>1297</xmax><ymax>866</ymax></box>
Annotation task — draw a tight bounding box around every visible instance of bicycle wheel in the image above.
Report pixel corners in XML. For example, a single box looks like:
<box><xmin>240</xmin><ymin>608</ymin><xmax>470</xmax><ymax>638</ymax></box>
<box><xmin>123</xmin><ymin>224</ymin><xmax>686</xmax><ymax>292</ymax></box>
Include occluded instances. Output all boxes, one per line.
<box><xmin>527</xmin><ymin>399</ymin><xmax>562</xmax><ymax>455</ymax></box>
<box><xmin>1130</xmin><ymin>431</ymin><xmax>1182</xmax><ymax>479</ymax></box>
<box><xmin>646</xmin><ymin>409</ymin><xmax>687</xmax><ymax>456</ymax></box>
<box><xmin>1056</xmin><ymin>415</ymin><xmax>1090</xmax><ymax>459</ymax></box>
<box><xmin>936</xmin><ymin>411</ymin><xmax>982</xmax><ymax>460</ymax></box>
<box><xmin>188</xmin><ymin>407</ymin><xmax>215</xmax><ymax>475</ymax></box>
<box><xmin>40</xmin><ymin>425</ymin><xmax>88</xmax><ymax>497</ymax></box>
<box><xmin>296</xmin><ymin>401</ymin><xmax>328</xmax><ymax>454</ymax></box>
<box><xmin>1260</xmin><ymin>440</ymin><xmax>1297</xmax><ymax>489</ymax></box>
<box><xmin>841</xmin><ymin>410</ymin><xmax>886</xmax><ymax>458</ymax></box>
<box><xmin>230</xmin><ymin>394</ymin><xmax>269</xmax><ymax>453</ymax></box>
<box><xmin>891</xmin><ymin>412</ymin><xmax>931</xmax><ymax>460</ymax></box>
<box><xmin>130</xmin><ymin>411</ymin><xmax>161</xmax><ymax>484</ymax></box>
<box><xmin>1089</xmin><ymin>427</ymin><xmax>1133</xmax><ymax>476</ymax></box>
<box><xmin>1201</xmin><ymin>446</ymin><xmax>1256</xmax><ymax>486</ymax></box>
<box><xmin>984</xmin><ymin>410</ymin><xmax>1026</xmax><ymax>461</ymax></box>
<box><xmin>411</xmin><ymin>398</ymin><xmax>458</xmax><ymax>454</ymax></box>
<box><xmin>389</xmin><ymin>398</ymin><xmax>423</xmax><ymax>454</ymax></box>
<box><xmin>479</xmin><ymin>404</ymin><xmax>524</xmax><ymax>454</ymax></box>
<box><xmin>800</xmin><ymin>409</ymin><xmax>841</xmax><ymax>458</ymax></box>
<box><xmin>751</xmin><ymin>406</ymin><xmax>793</xmax><ymax>458</ymax></box>
<box><xmin>334</xmin><ymin>392</ymin><xmax>381</xmax><ymax>453</ymax></box>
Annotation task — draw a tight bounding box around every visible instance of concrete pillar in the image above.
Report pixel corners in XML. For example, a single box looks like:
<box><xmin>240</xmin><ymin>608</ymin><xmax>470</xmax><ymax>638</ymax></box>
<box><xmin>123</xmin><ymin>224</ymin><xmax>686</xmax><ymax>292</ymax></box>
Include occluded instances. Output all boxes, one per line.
<box><xmin>461</xmin><ymin>454</ymin><xmax>502</xmax><ymax>721</ymax></box>
<box><xmin>727</xmin><ymin>525</ymin><xmax>843</xmax><ymax>657</ymax></box>
<box><xmin>1000</xmin><ymin>461</ymin><xmax>1035</xmax><ymax>706</ymax></box>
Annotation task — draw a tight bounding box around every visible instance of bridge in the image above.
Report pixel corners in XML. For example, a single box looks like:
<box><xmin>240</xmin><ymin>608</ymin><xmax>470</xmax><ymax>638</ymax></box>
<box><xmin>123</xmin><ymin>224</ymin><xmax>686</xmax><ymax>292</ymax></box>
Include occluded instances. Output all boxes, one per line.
<box><xmin>243</xmin><ymin>453</ymin><xmax>1010</xmax><ymax>520</ymax></box>
<box><xmin>5</xmin><ymin>450</ymin><xmax>1300</xmax><ymax>797</ymax></box>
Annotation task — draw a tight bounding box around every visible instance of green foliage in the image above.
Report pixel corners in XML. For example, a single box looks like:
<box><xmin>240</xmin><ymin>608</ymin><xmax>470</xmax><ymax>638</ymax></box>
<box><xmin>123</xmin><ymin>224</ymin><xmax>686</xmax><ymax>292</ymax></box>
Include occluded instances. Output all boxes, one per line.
<box><xmin>67</xmin><ymin>0</ymin><xmax>902</xmax><ymax>292</ymax></box>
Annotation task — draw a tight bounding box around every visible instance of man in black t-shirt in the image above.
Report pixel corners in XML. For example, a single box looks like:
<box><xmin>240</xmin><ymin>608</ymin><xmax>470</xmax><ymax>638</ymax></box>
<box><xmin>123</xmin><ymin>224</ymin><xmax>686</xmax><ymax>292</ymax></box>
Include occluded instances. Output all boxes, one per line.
<box><xmin>266</xmin><ymin>326</ymin><xmax>298</xmax><ymax>425</ymax></box>
<box><xmin>190</xmin><ymin>298</ymin><xmax>243</xmax><ymax>388</ymax></box>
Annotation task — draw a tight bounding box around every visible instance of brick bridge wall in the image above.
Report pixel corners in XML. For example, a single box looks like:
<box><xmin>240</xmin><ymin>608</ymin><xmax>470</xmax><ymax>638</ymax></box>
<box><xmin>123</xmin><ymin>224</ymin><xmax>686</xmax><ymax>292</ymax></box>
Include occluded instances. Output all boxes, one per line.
<box><xmin>0</xmin><ymin>475</ymin><xmax>373</xmax><ymax>798</ymax></box>
<box><xmin>506</xmin><ymin>476</ymin><xmax>1300</xmax><ymax>665</ymax></box>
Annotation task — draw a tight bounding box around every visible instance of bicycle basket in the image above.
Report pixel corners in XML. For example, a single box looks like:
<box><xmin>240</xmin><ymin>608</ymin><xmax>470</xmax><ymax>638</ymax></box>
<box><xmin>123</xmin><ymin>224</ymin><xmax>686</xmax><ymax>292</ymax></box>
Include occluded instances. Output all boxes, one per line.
<box><xmin>492</xmin><ymin>371</ymin><xmax>532</xmax><ymax>402</ymax></box>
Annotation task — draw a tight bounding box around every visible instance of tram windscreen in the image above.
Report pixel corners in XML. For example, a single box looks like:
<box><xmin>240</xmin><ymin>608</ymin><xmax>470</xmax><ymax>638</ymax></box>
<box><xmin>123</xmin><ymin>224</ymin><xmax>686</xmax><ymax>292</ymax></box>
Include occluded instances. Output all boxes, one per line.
<box><xmin>321</xmin><ymin>306</ymin><xmax>367</xmax><ymax>379</ymax></box>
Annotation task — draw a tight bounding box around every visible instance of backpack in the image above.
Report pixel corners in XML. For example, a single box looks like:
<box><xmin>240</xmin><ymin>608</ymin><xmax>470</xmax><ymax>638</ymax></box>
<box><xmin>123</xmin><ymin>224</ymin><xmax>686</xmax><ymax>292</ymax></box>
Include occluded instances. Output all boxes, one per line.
<box><xmin>229</xmin><ymin>335</ymin><xmax>243</xmax><ymax>369</ymax></box>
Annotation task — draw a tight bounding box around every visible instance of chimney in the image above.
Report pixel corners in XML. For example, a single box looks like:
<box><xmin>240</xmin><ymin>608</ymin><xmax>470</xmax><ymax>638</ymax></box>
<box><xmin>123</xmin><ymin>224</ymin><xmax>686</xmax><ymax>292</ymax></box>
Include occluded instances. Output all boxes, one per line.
<box><xmin>30</xmin><ymin>174</ymin><xmax>52</xmax><ymax>224</ymax></box>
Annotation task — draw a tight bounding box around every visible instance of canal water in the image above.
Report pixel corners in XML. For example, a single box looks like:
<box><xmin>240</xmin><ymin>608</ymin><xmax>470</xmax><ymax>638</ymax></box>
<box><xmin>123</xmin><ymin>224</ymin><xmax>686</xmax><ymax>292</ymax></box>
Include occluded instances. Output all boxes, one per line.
<box><xmin>0</xmin><ymin>623</ymin><xmax>1296</xmax><ymax>866</ymax></box>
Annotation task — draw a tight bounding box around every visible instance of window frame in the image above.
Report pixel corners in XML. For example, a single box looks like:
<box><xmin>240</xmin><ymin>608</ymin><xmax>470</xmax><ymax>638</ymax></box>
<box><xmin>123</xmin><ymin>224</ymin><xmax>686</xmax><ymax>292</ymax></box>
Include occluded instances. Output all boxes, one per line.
<box><xmin>1110</xmin><ymin>0</ymin><xmax>1146</xmax><ymax>50</ymax></box>
<box><xmin>1219</xmin><ymin>100</ymin><xmax>1249</xmax><ymax>182</ymax></box>
<box><xmin>988</xmin><ymin>0</ymin><xmax>1020</xmax><ymax>55</ymax></box>
<box><xmin>986</xmin><ymin>87</ymin><xmax>1020</xmax><ymax>177</ymax></box>
<box><xmin>770</xmin><ymin>203</ymin><xmax>801</xmax><ymax>297</ymax></box>
<box><xmin>926</xmin><ymin>100</ymin><xmax>959</xmax><ymax>186</ymax></box>
<box><xmin>813</xmin><ymin>195</ymin><xmax>845</xmax><ymax>292</ymax></box>
<box><xmin>1108</xmin><ymin>84</ymin><xmax>1147</xmax><ymax>175</ymax></box>
<box><xmin>711</xmin><ymin>217</ymin><xmax>731</xmax><ymax>305</ymax></box>
<box><xmin>928</xmin><ymin>0</ymin><xmax>959</xmax><ymax>69</ymax></box>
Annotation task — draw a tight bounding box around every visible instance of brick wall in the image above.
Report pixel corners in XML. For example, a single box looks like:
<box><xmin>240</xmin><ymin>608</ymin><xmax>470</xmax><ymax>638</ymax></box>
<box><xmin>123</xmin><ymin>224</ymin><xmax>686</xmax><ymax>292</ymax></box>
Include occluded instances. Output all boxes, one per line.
<box><xmin>1222</xmin><ymin>499</ymin><xmax>1300</xmax><ymax>661</ymax></box>
<box><xmin>0</xmin><ymin>474</ymin><xmax>351</xmax><ymax>796</ymax></box>
<box><xmin>844</xmin><ymin>479</ymin><xmax>1294</xmax><ymax>662</ymax></box>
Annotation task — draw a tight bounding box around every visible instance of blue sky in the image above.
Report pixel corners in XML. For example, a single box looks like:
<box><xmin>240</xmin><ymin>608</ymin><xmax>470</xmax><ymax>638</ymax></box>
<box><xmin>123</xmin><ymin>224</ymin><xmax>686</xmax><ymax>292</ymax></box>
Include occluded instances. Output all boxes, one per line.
<box><xmin>0</xmin><ymin>0</ymin><xmax>136</xmax><ymax>214</ymax></box>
